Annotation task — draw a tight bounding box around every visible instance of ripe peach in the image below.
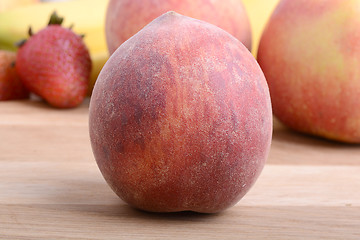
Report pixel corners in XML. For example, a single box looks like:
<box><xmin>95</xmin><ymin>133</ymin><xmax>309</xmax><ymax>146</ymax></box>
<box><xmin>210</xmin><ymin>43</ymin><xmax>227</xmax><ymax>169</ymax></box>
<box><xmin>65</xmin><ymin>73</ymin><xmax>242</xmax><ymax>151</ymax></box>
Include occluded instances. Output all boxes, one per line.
<box><xmin>89</xmin><ymin>12</ymin><xmax>272</xmax><ymax>213</ymax></box>
<box><xmin>105</xmin><ymin>0</ymin><xmax>252</xmax><ymax>54</ymax></box>
<box><xmin>257</xmin><ymin>0</ymin><xmax>360</xmax><ymax>143</ymax></box>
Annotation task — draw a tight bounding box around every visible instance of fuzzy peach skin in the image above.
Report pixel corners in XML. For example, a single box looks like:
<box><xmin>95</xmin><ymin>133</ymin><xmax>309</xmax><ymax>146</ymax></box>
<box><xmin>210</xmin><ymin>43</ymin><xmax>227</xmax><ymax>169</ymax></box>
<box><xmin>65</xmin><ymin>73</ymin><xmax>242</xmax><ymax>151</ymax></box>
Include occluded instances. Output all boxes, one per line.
<box><xmin>105</xmin><ymin>0</ymin><xmax>252</xmax><ymax>54</ymax></box>
<box><xmin>257</xmin><ymin>0</ymin><xmax>360</xmax><ymax>143</ymax></box>
<box><xmin>89</xmin><ymin>12</ymin><xmax>272</xmax><ymax>213</ymax></box>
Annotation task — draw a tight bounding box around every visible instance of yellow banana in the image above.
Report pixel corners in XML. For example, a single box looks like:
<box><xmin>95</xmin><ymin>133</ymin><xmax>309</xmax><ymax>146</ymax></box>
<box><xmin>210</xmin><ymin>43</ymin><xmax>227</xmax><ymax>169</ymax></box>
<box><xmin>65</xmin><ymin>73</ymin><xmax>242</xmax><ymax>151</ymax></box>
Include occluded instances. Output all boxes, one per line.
<box><xmin>242</xmin><ymin>0</ymin><xmax>280</xmax><ymax>56</ymax></box>
<box><xmin>0</xmin><ymin>0</ymin><xmax>40</xmax><ymax>12</ymax></box>
<box><xmin>0</xmin><ymin>0</ymin><xmax>109</xmax><ymax>94</ymax></box>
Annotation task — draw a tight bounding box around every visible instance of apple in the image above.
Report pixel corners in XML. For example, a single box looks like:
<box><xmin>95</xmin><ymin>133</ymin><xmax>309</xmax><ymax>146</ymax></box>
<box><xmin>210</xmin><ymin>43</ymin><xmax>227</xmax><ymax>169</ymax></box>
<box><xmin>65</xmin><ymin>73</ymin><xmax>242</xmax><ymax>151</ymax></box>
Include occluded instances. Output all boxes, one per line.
<box><xmin>257</xmin><ymin>0</ymin><xmax>360</xmax><ymax>143</ymax></box>
<box><xmin>89</xmin><ymin>12</ymin><xmax>272</xmax><ymax>213</ymax></box>
<box><xmin>105</xmin><ymin>0</ymin><xmax>252</xmax><ymax>54</ymax></box>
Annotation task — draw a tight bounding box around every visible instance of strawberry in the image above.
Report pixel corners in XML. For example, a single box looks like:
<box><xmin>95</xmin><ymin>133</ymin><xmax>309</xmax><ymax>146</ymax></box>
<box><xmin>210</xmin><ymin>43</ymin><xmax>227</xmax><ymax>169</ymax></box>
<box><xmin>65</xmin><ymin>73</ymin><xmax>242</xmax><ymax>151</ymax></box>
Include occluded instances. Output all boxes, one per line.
<box><xmin>0</xmin><ymin>50</ymin><xmax>29</xmax><ymax>100</ymax></box>
<box><xmin>15</xmin><ymin>12</ymin><xmax>91</xmax><ymax>108</ymax></box>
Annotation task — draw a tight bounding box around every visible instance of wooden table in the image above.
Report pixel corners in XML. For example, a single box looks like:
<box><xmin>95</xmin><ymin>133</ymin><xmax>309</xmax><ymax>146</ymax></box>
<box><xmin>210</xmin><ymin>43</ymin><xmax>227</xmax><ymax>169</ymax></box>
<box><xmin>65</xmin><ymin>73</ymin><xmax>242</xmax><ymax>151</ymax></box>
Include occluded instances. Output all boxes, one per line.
<box><xmin>1</xmin><ymin>99</ymin><xmax>359</xmax><ymax>239</ymax></box>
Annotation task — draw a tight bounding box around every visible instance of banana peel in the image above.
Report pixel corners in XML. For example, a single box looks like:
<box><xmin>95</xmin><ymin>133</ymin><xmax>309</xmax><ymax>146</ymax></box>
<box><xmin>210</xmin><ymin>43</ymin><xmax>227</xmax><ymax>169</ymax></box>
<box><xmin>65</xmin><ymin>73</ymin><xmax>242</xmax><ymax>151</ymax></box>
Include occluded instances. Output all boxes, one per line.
<box><xmin>88</xmin><ymin>51</ymin><xmax>108</xmax><ymax>95</ymax></box>
<box><xmin>0</xmin><ymin>0</ymin><xmax>40</xmax><ymax>12</ymax></box>
<box><xmin>242</xmin><ymin>0</ymin><xmax>280</xmax><ymax>56</ymax></box>
<box><xmin>0</xmin><ymin>0</ymin><xmax>109</xmax><ymax>94</ymax></box>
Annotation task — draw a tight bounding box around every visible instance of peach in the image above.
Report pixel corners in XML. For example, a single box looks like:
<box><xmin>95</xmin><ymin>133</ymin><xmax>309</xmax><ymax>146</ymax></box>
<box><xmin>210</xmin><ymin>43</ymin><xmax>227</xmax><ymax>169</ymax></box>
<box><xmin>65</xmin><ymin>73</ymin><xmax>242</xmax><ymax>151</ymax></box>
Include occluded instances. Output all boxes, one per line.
<box><xmin>257</xmin><ymin>0</ymin><xmax>360</xmax><ymax>143</ymax></box>
<box><xmin>105</xmin><ymin>0</ymin><xmax>252</xmax><ymax>54</ymax></box>
<box><xmin>89</xmin><ymin>12</ymin><xmax>272</xmax><ymax>213</ymax></box>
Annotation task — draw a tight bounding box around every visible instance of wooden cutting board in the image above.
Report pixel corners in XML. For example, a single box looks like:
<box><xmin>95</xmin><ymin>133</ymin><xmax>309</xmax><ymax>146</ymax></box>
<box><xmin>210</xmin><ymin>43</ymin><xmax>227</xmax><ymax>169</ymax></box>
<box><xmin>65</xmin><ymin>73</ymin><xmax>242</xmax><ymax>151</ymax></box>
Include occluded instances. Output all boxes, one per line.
<box><xmin>1</xmin><ymin>99</ymin><xmax>359</xmax><ymax>239</ymax></box>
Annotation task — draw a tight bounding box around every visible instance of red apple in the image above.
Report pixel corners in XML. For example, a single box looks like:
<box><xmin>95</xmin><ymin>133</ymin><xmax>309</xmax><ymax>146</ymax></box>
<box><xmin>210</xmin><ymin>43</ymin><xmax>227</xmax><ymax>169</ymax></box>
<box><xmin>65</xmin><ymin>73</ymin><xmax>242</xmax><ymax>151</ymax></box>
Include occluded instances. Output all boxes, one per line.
<box><xmin>257</xmin><ymin>0</ymin><xmax>360</xmax><ymax>143</ymax></box>
<box><xmin>89</xmin><ymin>12</ymin><xmax>272</xmax><ymax>213</ymax></box>
<box><xmin>105</xmin><ymin>0</ymin><xmax>252</xmax><ymax>54</ymax></box>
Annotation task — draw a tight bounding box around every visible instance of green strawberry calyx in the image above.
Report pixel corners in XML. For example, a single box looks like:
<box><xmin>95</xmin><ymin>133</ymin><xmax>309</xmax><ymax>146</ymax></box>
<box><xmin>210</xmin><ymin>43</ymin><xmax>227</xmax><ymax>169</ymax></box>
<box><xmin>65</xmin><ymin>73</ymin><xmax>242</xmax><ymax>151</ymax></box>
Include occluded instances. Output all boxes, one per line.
<box><xmin>48</xmin><ymin>11</ymin><xmax>64</xmax><ymax>26</ymax></box>
<box><xmin>15</xmin><ymin>12</ymin><xmax>85</xmax><ymax>48</ymax></box>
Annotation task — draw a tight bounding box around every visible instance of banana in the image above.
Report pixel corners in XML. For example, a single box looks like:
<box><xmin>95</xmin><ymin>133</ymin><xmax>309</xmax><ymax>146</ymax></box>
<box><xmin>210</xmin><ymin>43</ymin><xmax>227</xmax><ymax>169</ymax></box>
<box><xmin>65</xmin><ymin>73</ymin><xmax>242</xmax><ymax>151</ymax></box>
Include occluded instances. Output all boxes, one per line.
<box><xmin>0</xmin><ymin>0</ymin><xmax>40</xmax><ymax>12</ymax></box>
<box><xmin>242</xmin><ymin>0</ymin><xmax>280</xmax><ymax>56</ymax></box>
<box><xmin>0</xmin><ymin>0</ymin><xmax>110</xmax><ymax>94</ymax></box>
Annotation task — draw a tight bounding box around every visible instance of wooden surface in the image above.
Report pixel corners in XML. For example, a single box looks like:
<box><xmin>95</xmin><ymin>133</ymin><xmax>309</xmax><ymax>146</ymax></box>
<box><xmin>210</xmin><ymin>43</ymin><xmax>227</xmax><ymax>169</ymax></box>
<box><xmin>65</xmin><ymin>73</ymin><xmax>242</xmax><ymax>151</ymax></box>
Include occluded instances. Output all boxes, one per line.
<box><xmin>1</xmin><ymin>99</ymin><xmax>359</xmax><ymax>240</ymax></box>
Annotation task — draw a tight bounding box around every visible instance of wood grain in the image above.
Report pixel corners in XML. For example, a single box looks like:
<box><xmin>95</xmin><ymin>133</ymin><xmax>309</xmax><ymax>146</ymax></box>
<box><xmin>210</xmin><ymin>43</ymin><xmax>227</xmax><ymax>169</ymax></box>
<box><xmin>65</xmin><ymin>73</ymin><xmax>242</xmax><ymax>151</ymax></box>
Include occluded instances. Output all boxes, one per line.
<box><xmin>1</xmin><ymin>99</ymin><xmax>359</xmax><ymax>240</ymax></box>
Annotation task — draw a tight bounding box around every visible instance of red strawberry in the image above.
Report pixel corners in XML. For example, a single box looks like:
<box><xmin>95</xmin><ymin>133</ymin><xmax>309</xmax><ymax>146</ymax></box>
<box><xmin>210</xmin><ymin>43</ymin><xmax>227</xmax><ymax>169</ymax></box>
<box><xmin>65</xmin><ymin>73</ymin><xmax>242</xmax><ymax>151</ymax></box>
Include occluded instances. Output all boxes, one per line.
<box><xmin>0</xmin><ymin>50</ymin><xmax>29</xmax><ymax>100</ymax></box>
<box><xmin>16</xmin><ymin>12</ymin><xmax>91</xmax><ymax>108</ymax></box>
